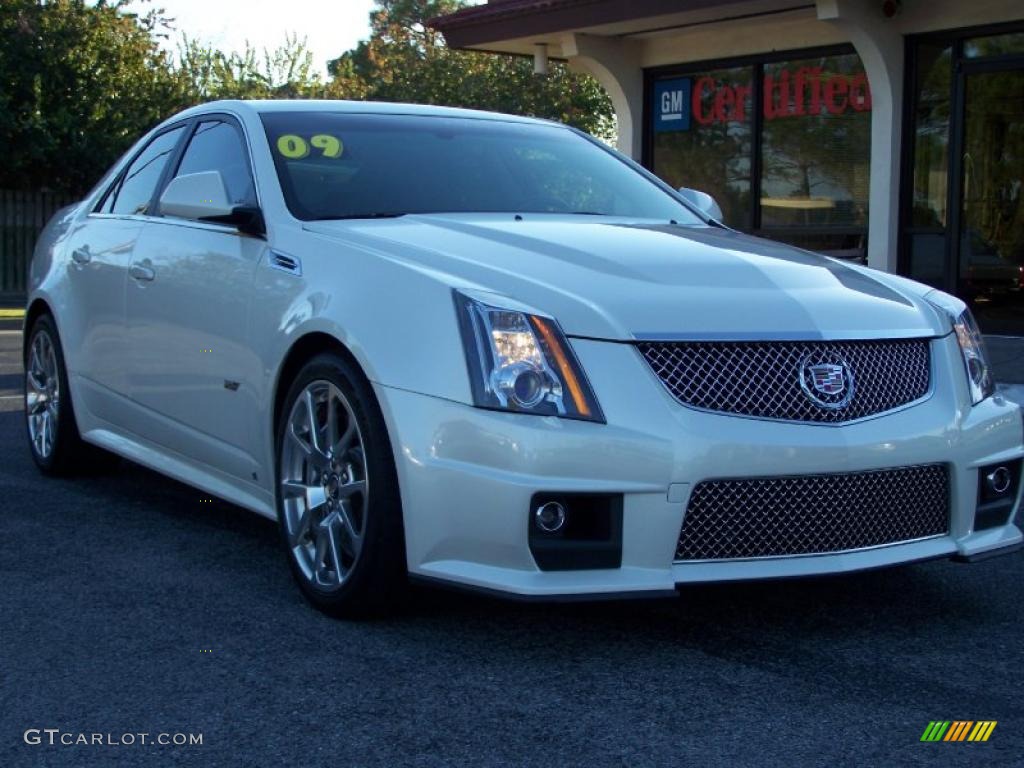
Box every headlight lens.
[454,291,604,422]
[952,309,994,405]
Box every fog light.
[534,501,567,533]
[986,466,1012,495]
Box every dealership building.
[431,1,1024,338]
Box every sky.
[126,0,377,76]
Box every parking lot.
[1,326,1022,767]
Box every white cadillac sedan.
[25,100,1023,615]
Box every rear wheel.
[276,353,406,617]
[24,314,118,475]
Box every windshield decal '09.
[276,134,344,159]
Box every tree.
[327,0,615,139]
[177,34,328,101]
[0,0,187,194]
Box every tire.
[24,314,120,476]
[275,352,407,617]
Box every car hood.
[304,214,945,341]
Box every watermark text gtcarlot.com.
[24,729,202,747]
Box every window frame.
[641,43,867,252]
[161,114,260,220]
[90,112,261,233]
[92,121,190,218]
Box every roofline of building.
[428,0,737,49]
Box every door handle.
[71,247,91,265]
[129,263,155,282]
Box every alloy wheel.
[280,380,368,591]
[26,329,60,459]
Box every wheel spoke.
[326,514,345,581]
[333,418,356,459]
[337,502,363,557]
[335,480,365,500]
[281,480,310,499]
[313,528,329,576]
[303,389,325,457]
[287,421,312,458]
[290,505,315,546]
[326,392,339,455]
[25,390,43,414]
[27,369,45,392]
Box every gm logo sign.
[653,78,692,133]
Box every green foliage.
[329,0,615,138]
[0,0,187,194]
[0,0,615,195]
[177,33,328,101]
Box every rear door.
[123,116,267,481]
[62,125,187,421]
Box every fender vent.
[269,252,301,276]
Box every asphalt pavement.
[1,327,1022,767]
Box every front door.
[122,116,266,482]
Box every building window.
[646,47,871,260]
[651,66,753,229]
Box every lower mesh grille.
[676,465,949,561]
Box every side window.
[173,120,256,211]
[111,126,186,215]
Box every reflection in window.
[111,127,185,215]
[760,54,871,233]
[651,67,753,229]
[965,32,1024,59]
[910,44,952,229]
[906,43,953,290]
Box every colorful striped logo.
[920,721,997,742]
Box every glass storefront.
[647,48,871,260]
[903,26,1024,335]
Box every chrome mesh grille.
[676,465,949,561]
[638,339,931,423]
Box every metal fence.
[0,190,76,300]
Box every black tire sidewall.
[275,353,406,615]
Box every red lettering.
[792,68,812,116]
[692,76,716,125]
[824,75,849,114]
[714,87,735,124]
[778,69,794,116]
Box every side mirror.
[677,187,724,222]
[159,171,265,237]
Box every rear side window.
[109,126,186,215]
[174,120,256,208]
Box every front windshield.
[260,112,703,224]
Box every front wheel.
[276,353,406,617]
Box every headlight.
[454,291,604,422]
[952,309,995,404]
[928,293,994,405]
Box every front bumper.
[374,333,1024,599]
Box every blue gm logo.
[653,78,692,133]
